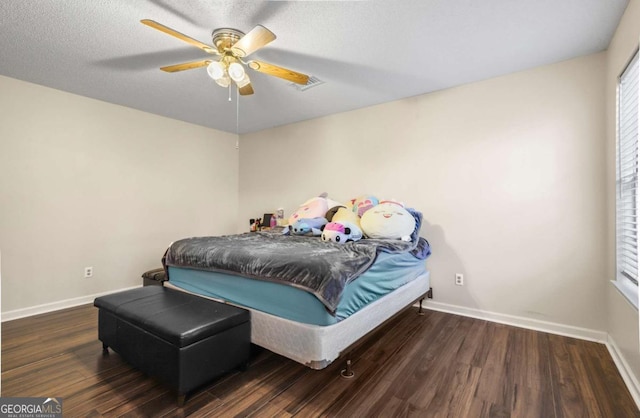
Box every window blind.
[617,50,640,286]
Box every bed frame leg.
[341,359,355,379]
[417,287,433,316]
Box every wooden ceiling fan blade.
[238,83,254,96]
[141,19,216,54]
[233,73,254,96]
[230,25,276,57]
[160,60,211,72]
[248,60,309,85]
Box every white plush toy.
[360,200,415,241]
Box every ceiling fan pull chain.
[236,87,240,150]
[228,84,232,102]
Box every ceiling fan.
[141,20,309,96]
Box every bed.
[162,209,431,369]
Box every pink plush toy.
[288,196,329,226]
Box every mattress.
[166,271,431,368]
[168,249,428,326]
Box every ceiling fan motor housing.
[211,28,246,54]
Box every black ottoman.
[94,286,250,405]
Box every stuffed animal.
[288,192,344,226]
[332,206,361,228]
[322,193,343,212]
[288,196,329,226]
[352,195,379,217]
[286,217,328,236]
[321,221,363,243]
[325,205,345,222]
[360,200,415,241]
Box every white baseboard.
[606,335,640,410]
[423,300,608,343]
[1,285,142,322]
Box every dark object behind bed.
[142,267,167,286]
[164,209,431,313]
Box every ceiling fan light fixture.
[228,62,246,82]
[206,61,225,80]
[214,74,231,87]
[142,20,311,97]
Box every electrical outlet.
[455,273,464,286]
[84,266,93,278]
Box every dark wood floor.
[2,304,638,418]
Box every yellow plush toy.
[332,207,361,228]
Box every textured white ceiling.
[0,0,629,134]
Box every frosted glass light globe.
[228,62,246,82]
[206,61,225,80]
[215,74,231,87]
[235,73,250,87]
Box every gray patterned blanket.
[164,211,431,313]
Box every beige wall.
[240,52,607,332]
[0,75,239,313]
[606,0,640,380]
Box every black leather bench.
[94,286,250,405]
